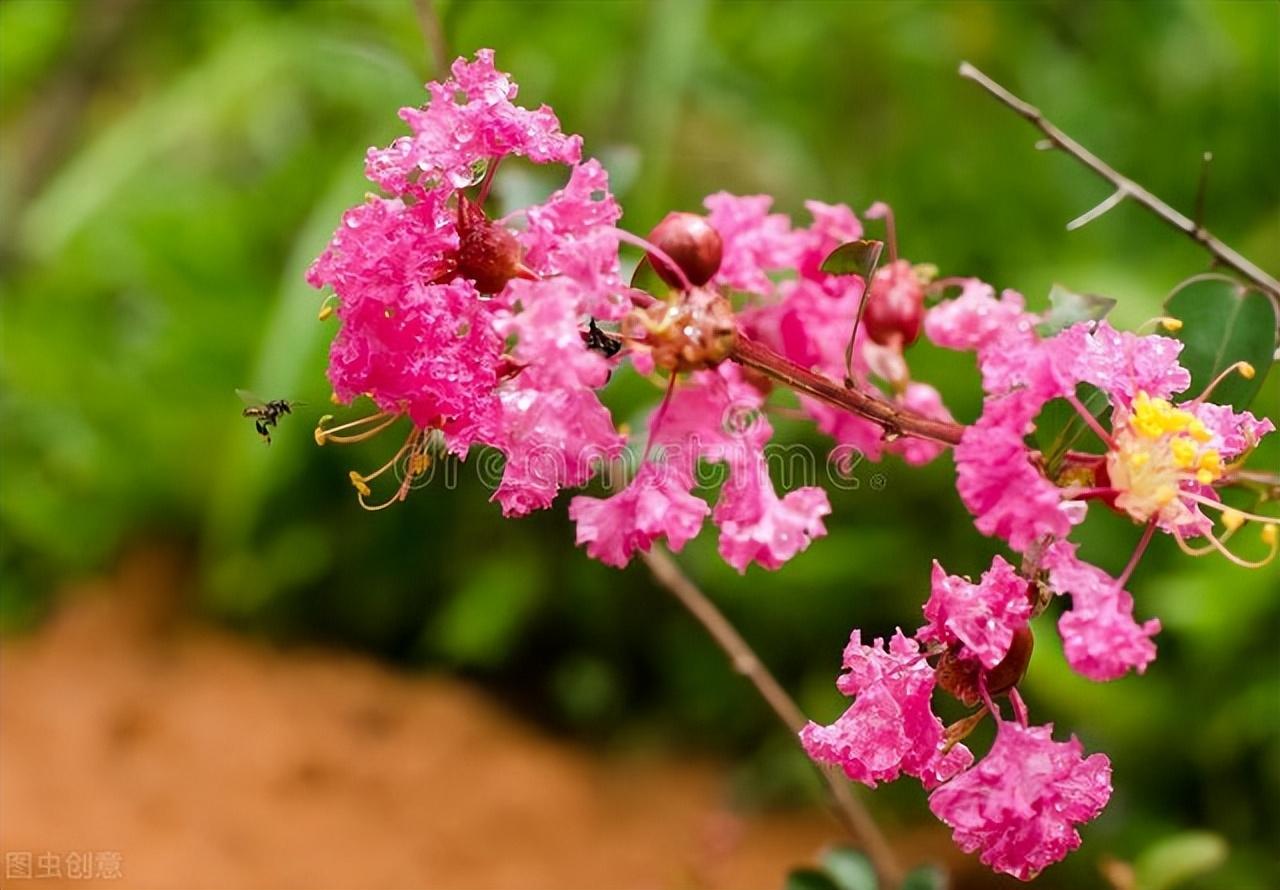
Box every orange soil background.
[1,549,975,890]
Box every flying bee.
[237,389,302,445]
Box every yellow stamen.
[1158,316,1183,332]
[1128,452,1150,469]
[1264,525,1278,547]
[1221,509,1244,532]
[348,471,372,497]
[1155,485,1177,507]
[1238,362,1256,380]
[1188,419,1211,443]
[1170,438,1196,468]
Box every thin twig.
[412,0,450,82]
[958,62,1280,303]
[640,545,905,887]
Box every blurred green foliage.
[1,2,1277,887]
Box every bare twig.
[640,545,904,887]
[958,62,1280,302]
[731,335,965,446]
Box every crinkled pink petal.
[1073,322,1191,402]
[928,721,1112,881]
[703,192,801,293]
[567,463,709,567]
[924,281,1037,355]
[714,452,830,572]
[500,278,612,390]
[920,556,1032,669]
[955,390,1078,551]
[326,279,503,450]
[801,630,970,788]
[492,383,624,517]
[518,159,626,319]
[1043,541,1160,681]
[365,49,581,195]
[1184,401,1275,460]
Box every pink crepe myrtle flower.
[310,50,634,514]
[568,365,830,571]
[711,195,955,470]
[801,630,973,788]
[1042,540,1160,681]
[932,282,1274,563]
[920,556,1032,669]
[365,49,581,195]
[567,462,709,568]
[928,721,1112,882]
[714,452,832,572]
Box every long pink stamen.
[1065,391,1116,449]
[1191,361,1254,405]
[1008,687,1030,728]
[611,228,694,292]
[641,372,680,464]
[1116,520,1157,588]
[1182,492,1280,526]
[475,155,502,207]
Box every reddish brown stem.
[731,335,965,446]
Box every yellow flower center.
[1107,392,1222,524]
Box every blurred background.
[1,1,1277,888]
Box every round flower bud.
[646,212,724,289]
[864,260,925,348]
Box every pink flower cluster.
[310,50,1276,882]
[925,281,1273,680]
[803,558,1113,881]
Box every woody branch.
[958,61,1280,307]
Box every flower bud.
[456,195,524,294]
[646,212,724,288]
[863,259,925,348]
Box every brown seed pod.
[646,212,724,288]
[456,195,525,294]
[935,624,1035,707]
[625,287,738,373]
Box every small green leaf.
[821,239,884,278]
[783,868,842,890]
[1134,831,1228,890]
[820,848,877,890]
[1164,274,1276,410]
[630,255,674,298]
[1036,284,1117,337]
[900,864,948,890]
[1034,383,1112,476]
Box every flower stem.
[731,335,965,446]
[639,544,905,887]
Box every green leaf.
[821,240,884,278]
[1036,284,1117,337]
[1033,383,1112,476]
[900,865,948,890]
[820,848,877,890]
[783,868,842,890]
[1164,274,1276,410]
[1134,831,1228,890]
